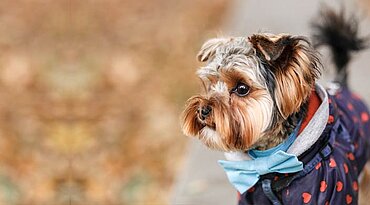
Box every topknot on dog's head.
[197,38,229,62]
[197,37,253,62]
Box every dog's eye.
[232,83,250,97]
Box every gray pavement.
[171,139,237,205]
[171,0,370,204]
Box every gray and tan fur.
[181,33,320,151]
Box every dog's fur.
[181,7,369,205]
[182,33,320,151]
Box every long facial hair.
[181,34,321,151]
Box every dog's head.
[181,33,321,151]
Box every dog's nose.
[200,106,212,119]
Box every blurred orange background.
[0,0,229,204]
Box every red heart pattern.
[302,192,312,204]
[336,181,343,192]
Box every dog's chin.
[198,126,225,150]
[197,126,253,152]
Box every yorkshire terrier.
[181,8,370,205]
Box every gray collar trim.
[286,83,329,156]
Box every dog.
[181,8,370,205]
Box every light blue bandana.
[218,122,303,194]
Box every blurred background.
[0,0,369,205]
[0,0,230,204]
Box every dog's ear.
[197,38,229,62]
[250,33,321,118]
[249,34,299,67]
